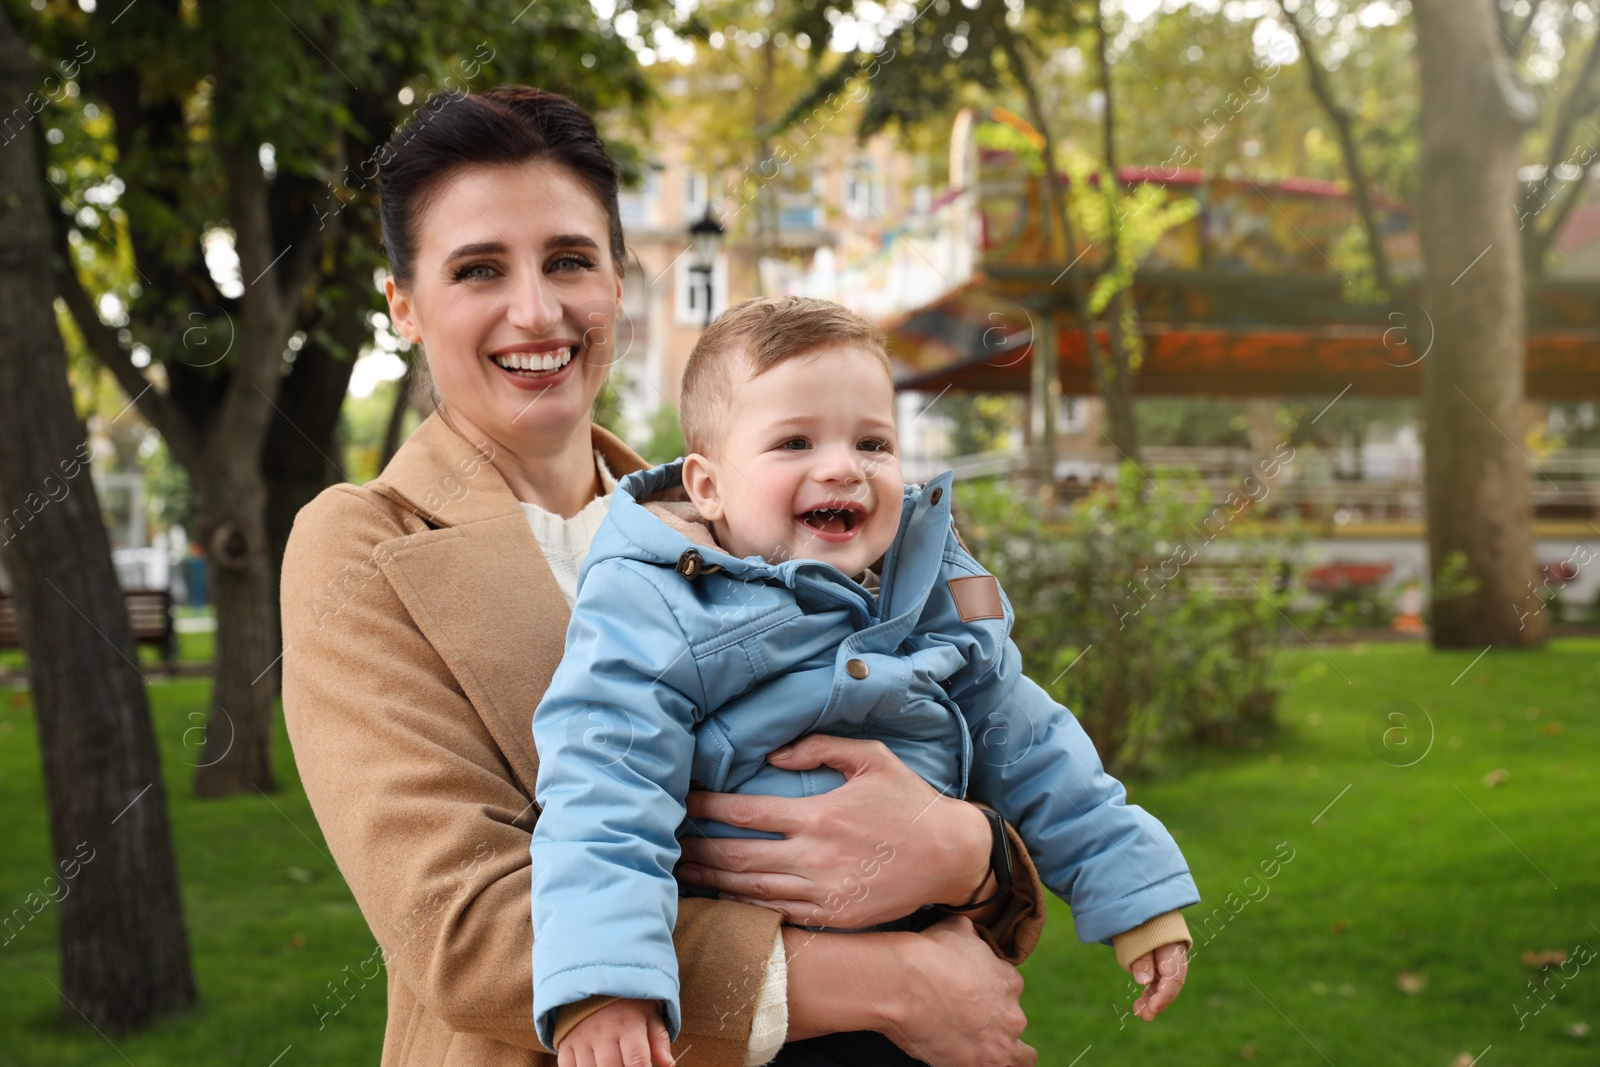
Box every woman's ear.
[680,453,725,522]
[385,275,423,345]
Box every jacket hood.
[581,459,954,602]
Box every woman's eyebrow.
[548,234,602,252]
[444,240,507,262]
[443,235,601,262]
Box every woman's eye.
[450,262,496,282]
[858,438,893,454]
[779,438,810,451]
[550,253,597,273]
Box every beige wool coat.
[280,413,1046,1067]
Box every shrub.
[956,462,1297,775]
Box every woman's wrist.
[940,800,999,908]
[782,928,915,1041]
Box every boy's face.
[682,345,903,578]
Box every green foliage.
[1059,149,1201,318]
[942,393,1019,456]
[959,463,1297,775]
[143,433,199,533]
[1304,574,1397,633]
[339,384,401,486]
[20,0,658,398]
[590,373,627,445]
[1135,399,1252,448]
[1430,550,1482,608]
[639,402,687,466]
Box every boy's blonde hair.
[679,296,893,454]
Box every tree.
[1514,0,1600,279]
[23,0,654,794]
[774,2,1166,476]
[0,4,195,1030]
[1413,0,1546,648]
[1274,0,1397,296]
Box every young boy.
[531,297,1199,1064]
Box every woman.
[281,86,1045,1067]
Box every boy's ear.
[680,453,725,522]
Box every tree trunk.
[1000,33,1110,482]
[1102,291,1141,461]
[1094,4,1143,463]
[1414,0,1545,648]
[263,325,362,588]
[192,472,280,795]
[0,6,196,1029]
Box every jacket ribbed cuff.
[551,994,624,1051]
[1112,911,1192,973]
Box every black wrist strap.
[938,808,1015,913]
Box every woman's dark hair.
[377,86,626,286]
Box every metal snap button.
[846,658,869,679]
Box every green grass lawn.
[1,640,1596,1065]
[1025,639,1600,1066]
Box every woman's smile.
[489,340,581,390]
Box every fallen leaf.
[1542,722,1564,736]
[1524,949,1569,968]
[1239,1044,1256,1061]
[1568,1021,1590,1039]
[1332,919,1350,935]
[1396,971,1426,995]
[1482,769,1509,788]
[1451,1055,1476,1067]
[290,934,306,950]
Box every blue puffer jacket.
[530,462,1199,1050]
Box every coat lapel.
[368,413,647,797]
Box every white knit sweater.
[520,452,787,1065]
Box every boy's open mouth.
[798,506,862,536]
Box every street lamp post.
[688,205,725,329]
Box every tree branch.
[44,181,204,470]
[1277,0,1395,294]
[1522,24,1600,277]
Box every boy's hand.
[1128,941,1188,1022]
[557,998,674,1067]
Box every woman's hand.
[783,916,1035,1067]
[675,735,995,929]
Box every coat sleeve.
[530,560,705,1050]
[281,488,778,1066]
[941,553,1201,946]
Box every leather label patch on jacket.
[948,575,1004,622]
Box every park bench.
[0,588,178,677]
